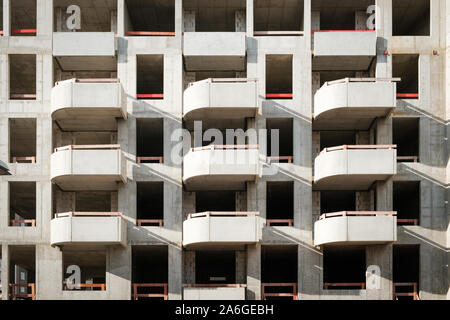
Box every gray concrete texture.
[0,0,448,300]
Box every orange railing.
[54,144,120,153]
[10,94,36,100]
[137,94,164,99]
[397,219,419,226]
[9,283,35,300]
[132,283,168,300]
[254,31,304,36]
[137,219,163,227]
[63,283,106,291]
[262,283,297,300]
[324,282,366,289]
[184,284,247,288]
[11,156,36,163]
[266,93,293,99]
[125,31,175,36]
[312,30,375,33]
[319,144,396,155]
[10,219,36,227]
[137,156,163,164]
[74,78,120,83]
[267,156,293,163]
[397,93,419,99]
[393,282,419,300]
[318,211,396,220]
[191,145,259,152]
[187,211,259,219]
[11,29,37,35]
[266,219,294,226]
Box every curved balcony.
[183,78,257,120]
[50,212,126,247]
[314,211,397,246]
[183,212,260,247]
[314,145,396,190]
[183,145,260,191]
[313,78,398,130]
[50,145,126,191]
[51,78,126,131]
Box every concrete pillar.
[246,0,253,36]
[235,10,246,32]
[35,245,62,299]
[175,0,183,36]
[168,245,182,300]
[111,10,117,33]
[311,11,320,30]
[356,191,373,211]
[183,251,195,284]
[355,11,367,30]
[236,250,246,284]
[298,245,321,299]
[3,0,10,36]
[1,244,9,300]
[375,0,392,78]
[312,72,320,112]
[366,245,393,300]
[107,246,131,300]
[37,0,53,36]
[246,244,260,300]
[183,10,195,32]
[236,191,247,211]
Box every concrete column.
[175,0,183,36]
[183,251,195,284]
[375,0,392,78]
[3,0,10,36]
[312,72,320,112]
[311,11,320,30]
[246,244,260,300]
[36,55,43,101]
[168,245,182,300]
[366,245,393,300]
[107,246,131,299]
[247,182,257,212]
[35,245,62,299]
[376,180,392,211]
[37,0,53,36]
[236,250,246,284]
[298,245,321,299]
[235,10,246,32]
[236,191,247,211]
[1,244,9,300]
[356,191,373,211]
[117,0,126,36]
[246,0,253,36]
[355,11,367,30]
[183,10,195,32]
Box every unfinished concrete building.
[0,0,448,300]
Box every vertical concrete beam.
[37,0,53,36]
[375,0,392,78]
[175,0,182,36]
[246,244,260,300]
[183,251,195,284]
[183,10,195,32]
[366,245,393,300]
[35,245,62,299]
[246,0,253,36]
[106,246,131,300]
[235,250,246,284]
[298,245,321,299]
[1,244,9,300]
[168,245,182,300]
[311,11,320,30]
[3,0,10,36]
[235,10,246,32]
[111,10,117,33]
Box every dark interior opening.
[9,245,36,300]
[183,0,246,32]
[323,246,366,289]
[136,118,163,161]
[125,0,175,34]
[0,1,3,34]
[9,182,36,226]
[196,191,236,212]
[392,0,430,36]
[266,55,293,98]
[137,182,164,224]
[254,0,304,32]
[137,55,164,98]
[312,0,374,30]
[266,118,293,159]
[63,249,106,291]
[320,131,355,150]
[11,0,37,35]
[320,191,355,214]
[392,117,419,160]
[266,182,294,221]
[393,181,420,225]
[132,246,168,283]
[261,246,297,283]
[9,118,36,162]
[393,54,419,96]
[393,245,420,299]
[195,250,236,284]
[9,55,36,99]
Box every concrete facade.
[0,0,448,301]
